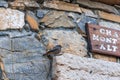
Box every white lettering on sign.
[106,38,112,43]
[92,34,117,44]
[100,44,118,52]
[93,34,99,41]
[113,32,119,38]
[112,39,117,44]
[100,44,106,50]
[100,28,112,36]
[92,28,119,52]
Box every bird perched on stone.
[43,45,62,57]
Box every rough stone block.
[0,8,25,30]
[0,35,50,80]
[10,0,39,9]
[80,7,98,18]
[12,36,45,52]
[99,20,120,30]
[0,37,11,50]
[76,0,119,14]
[52,53,120,80]
[40,30,87,56]
[91,0,120,5]
[41,11,76,28]
[77,16,97,34]
[98,11,120,23]
[93,53,117,62]
[43,1,82,13]
[0,1,8,8]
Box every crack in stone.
[11,33,33,39]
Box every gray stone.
[99,20,120,30]
[3,49,46,64]
[12,35,44,52]
[0,1,8,8]
[43,0,82,13]
[10,0,39,9]
[0,49,11,58]
[40,29,87,56]
[41,11,76,28]
[10,30,32,38]
[36,10,45,18]
[0,30,32,38]
[0,35,50,80]
[0,8,25,30]
[7,73,48,80]
[24,23,31,32]
[24,0,40,8]
[76,0,119,14]
[67,12,81,23]
[80,7,98,18]
[52,53,120,80]
[0,36,11,51]
[77,16,97,34]
[5,60,50,80]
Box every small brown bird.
[43,45,62,57]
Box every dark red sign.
[86,23,120,57]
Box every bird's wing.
[47,48,59,53]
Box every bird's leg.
[47,56,53,79]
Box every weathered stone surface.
[24,23,31,32]
[80,7,98,17]
[37,10,45,18]
[0,35,50,80]
[10,1,25,10]
[0,1,8,8]
[43,1,82,13]
[99,20,120,30]
[67,12,81,23]
[41,11,76,28]
[12,35,43,52]
[26,11,39,31]
[0,8,25,30]
[98,11,120,23]
[4,49,44,64]
[40,30,87,56]
[36,9,49,18]
[77,16,97,34]
[0,37,11,51]
[91,0,120,5]
[0,49,11,58]
[52,53,120,80]
[93,53,117,62]
[0,30,32,38]
[5,60,50,80]
[62,0,71,2]
[76,0,119,14]
[24,0,39,8]
[10,0,39,9]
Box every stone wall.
[0,0,120,80]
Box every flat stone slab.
[76,0,119,14]
[0,8,25,30]
[0,35,50,80]
[52,53,120,80]
[40,30,87,56]
[43,1,82,13]
[41,11,76,28]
